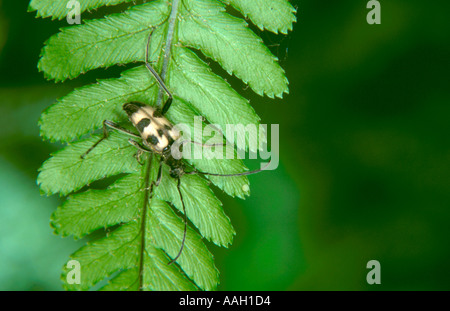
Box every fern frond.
[34,0,295,290]
[222,0,297,34]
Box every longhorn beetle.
[81,29,268,264]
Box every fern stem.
[138,153,154,290]
[157,0,181,107]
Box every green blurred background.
[0,0,448,290]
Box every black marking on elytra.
[153,109,163,118]
[167,136,175,146]
[164,124,172,131]
[137,118,151,133]
[157,129,164,137]
[123,102,144,116]
[147,135,159,146]
[127,101,146,108]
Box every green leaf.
[62,160,218,291]
[28,0,135,20]
[156,166,235,247]
[34,0,294,291]
[222,0,297,34]
[37,1,170,81]
[39,65,158,142]
[37,132,140,196]
[50,174,142,239]
[179,0,289,98]
[169,47,265,150]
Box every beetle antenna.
[168,178,188,265]
[191,161,272,177]
[145,28,173,113]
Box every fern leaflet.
[31,0,296,290]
